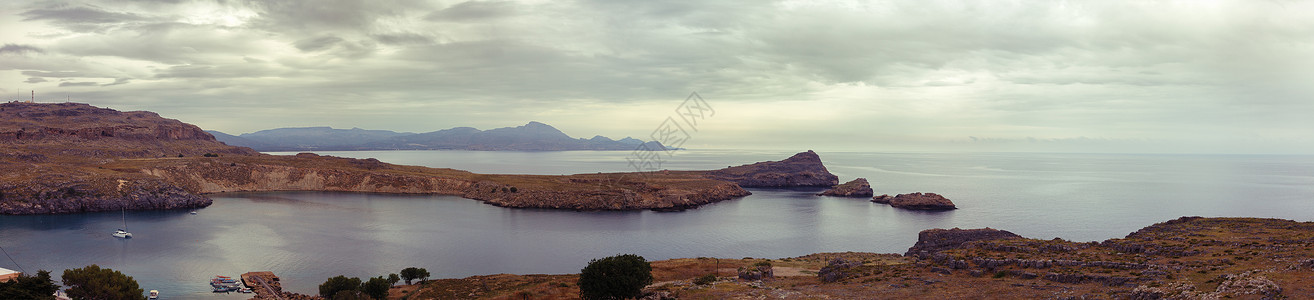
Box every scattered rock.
[737,264,774,281]
[817,178,874,197]
[873,192,957,210]
[1215,271,1282,298]
[818,258,862,283]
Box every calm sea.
[2,150,1312,299]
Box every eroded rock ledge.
[817,178,873,197]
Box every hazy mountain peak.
[215,122,672,151]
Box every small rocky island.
[0,102,839,214]
[872,192,957,210]
[817,178,874,197]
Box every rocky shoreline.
[400,217,1314,299]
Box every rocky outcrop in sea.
[817,178,873,197]
[872,192,957,210]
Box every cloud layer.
[2,0,1313,153]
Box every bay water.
[2,150,1312,298]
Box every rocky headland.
[817,177,873,197]
[0,102,835,214]
[873,192,958,210]
[704,150,839,187]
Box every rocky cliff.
[705,150,839,187]
[0,174,210,214]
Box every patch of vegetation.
[62,265,145,300]
[579,254,653,300]
[694,274,717,285]
[0,270,58,299]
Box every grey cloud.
[22,70,83,78]
[0,44,46,55]
[5,0,1313,154]
[294,36,345,52]
[25,77,48,83]
[242,0,433,32]
[424,1,518,22]
[20,4,150,32]
[155,63,279,79]
[371,33,435,45]
[59,81,99,87]
[102,78,131,86]
[21,5,146,24]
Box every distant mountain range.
[207,121,673,152]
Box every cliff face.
[0,173,210,214]
[706,150,839,187]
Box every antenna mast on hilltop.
[31,90,35,103]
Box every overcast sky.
[3,0,1313,154]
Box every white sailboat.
[112,208,132,238]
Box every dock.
[240,271,282,299]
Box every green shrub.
[693,274,716,285]
[362,276,390,299]
[319,275,362,298]
[578,254,653,300]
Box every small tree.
[61,265,146,300]
[399,267,430,285]
[417,268,430,283]
[387,273,400,286]
[400,268,418,285]
[362,276,390,299]
[319,275,362,298]
[578,254,653,300]
[0,270,59,300]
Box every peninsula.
[0,102,834,214]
